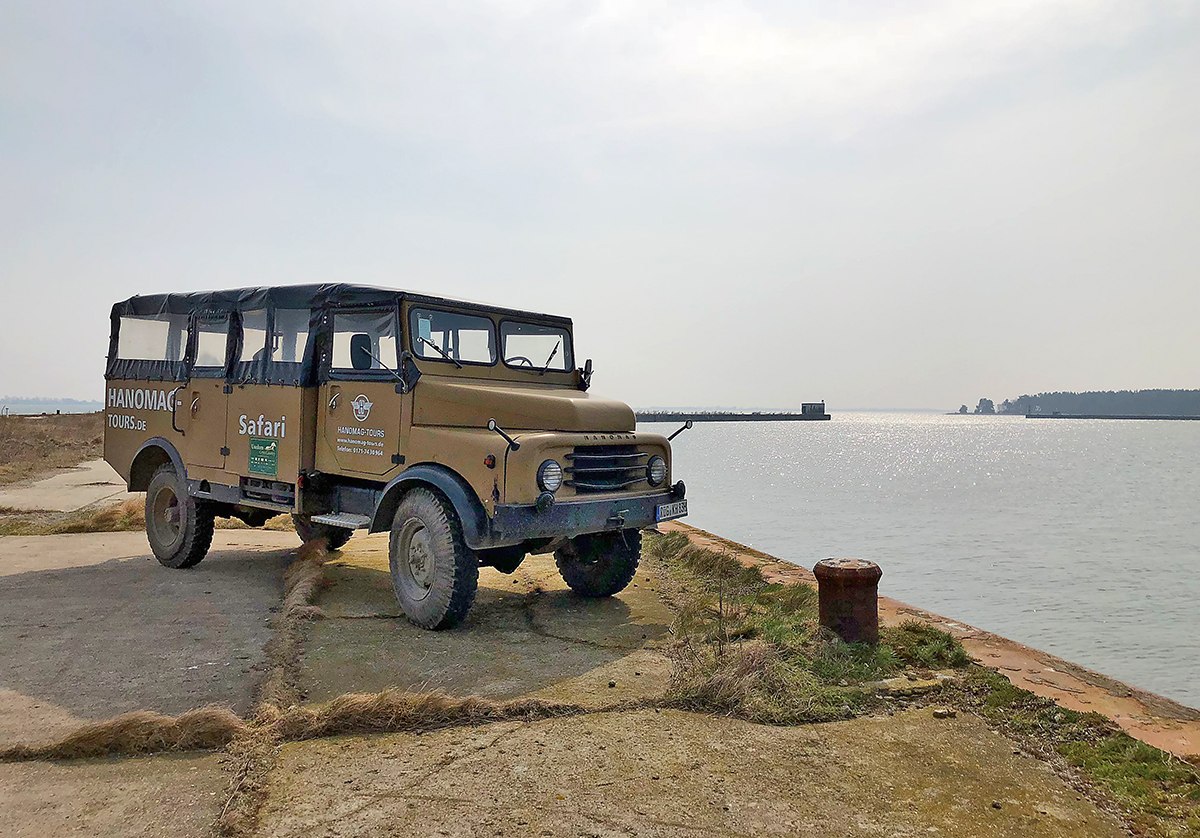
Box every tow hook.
[606,509,628,529]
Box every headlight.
[647,455,667,486]
[537,459,563,492]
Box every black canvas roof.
[110,283,571,325]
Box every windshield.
[501,321,573,372]
[410,308,497,365]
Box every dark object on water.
[813,558,883,645]
[637,402,830,423]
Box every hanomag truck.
[103,285,688,629]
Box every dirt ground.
[0,458,134,513]
[0,412,104,486]
[0,753,229,838]
[0,517,1132,837]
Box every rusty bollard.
[813,558,883,645]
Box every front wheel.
[554,530,641,598]
[389,488,479,630]
[292,515,353,550]
[145,464,214,569]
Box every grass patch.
[647,531,969,725]
[953,667,1200,837]
[0,498,293,536]
[882,620,972,669]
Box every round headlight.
[647,455,667,487]
[537,459,563,492]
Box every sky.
[1,1,1197,409]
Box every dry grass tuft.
[667,639,862,724]
[216,514,294,531]
[56,498,146,533]
[269,689,582,741]
[281,538,330,616]
[0,497,146,536]
[0,706,246,761]
[254,538,333,709]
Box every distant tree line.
[960,390,1200,417]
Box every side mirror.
[579,358,594,391]
[350,333,373,371]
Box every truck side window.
[117,313,189,361]
[331,311,397,373]
[193,316,231,368]
[271,309,310,364]
[239,310,269,362]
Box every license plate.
[655,500,688,522]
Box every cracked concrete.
[256,708,1126,838]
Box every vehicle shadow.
[0,548,293,748]
[301,554,676,705]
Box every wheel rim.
[149,483,184,551]
[394,517,435,601]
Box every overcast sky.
[2,1,1197,409]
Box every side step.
[311,513,372,530]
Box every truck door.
[179,311,232,471]
[316,308,405,478]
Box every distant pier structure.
[636,402,831,423]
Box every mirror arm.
[486,418,520,451]
[668,419,694,441]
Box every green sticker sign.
[248,437,278,476]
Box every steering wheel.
[507,356,534,367]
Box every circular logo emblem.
[351,394,374,422]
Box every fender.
[128,437,186,491]
[369,463,490,548]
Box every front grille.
[566,445,648,494]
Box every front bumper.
[486,489,685,548]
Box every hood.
[412,378,635,433]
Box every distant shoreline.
[1025,413,1200,421]
[636,410,831,423]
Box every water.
[648,412,1200,708]
[1,401,102,415]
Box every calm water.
[647,412,1200,708]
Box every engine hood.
[412,378,635,433]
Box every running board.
[310,513,372,530]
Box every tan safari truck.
[104,285,688,629]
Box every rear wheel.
[554,530,641,597]
[389,488,478,630]
[292,515,353,550]
[145,464,214,569]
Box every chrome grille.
[565,445,648,493]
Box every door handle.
[170,386,185,435]
[328,391,340,410]
[190,394,200,416]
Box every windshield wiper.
[419,337,463,369]
[359,347,407,386]
[537,339,561,376]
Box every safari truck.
[103,285,688,629]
